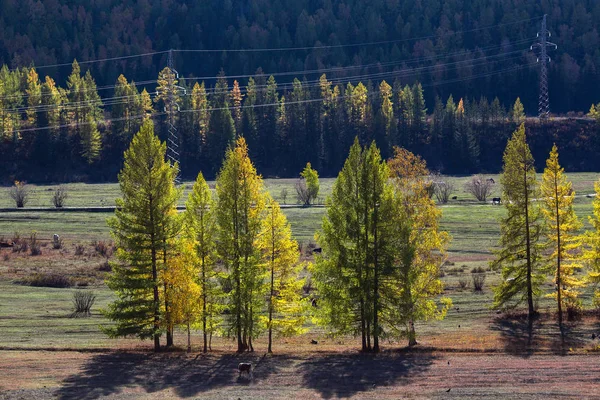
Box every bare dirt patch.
[1,350,600,399]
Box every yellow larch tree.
[541,144,584,331]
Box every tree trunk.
[187,321,191,353]
[150,201,160,353]
[202,256,208,353]
[373,200,380,352]
[524,160,535,322]
[163,242,173,348]
[268,254,275,353]
[555,176,563,334]
[408,320,417,347]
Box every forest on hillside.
[1,0,600,182]
[0,0,598,112]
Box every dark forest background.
[0,0,599,182]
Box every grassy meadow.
[1,173,600,354]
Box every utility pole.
[165,49,186,183]
[531,15,557,120]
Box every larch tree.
[491,124,544,322]
[162,238,201,352]
[185,171,223,352]
[261,196,306,353]
[512,97,525,125]
[104,120,180,352]
[313,138,398,352]
[387,147,451,346]
[25,68,41,126]
[584,181,600,308]
[540,144,584,331]
[215,137,268,352]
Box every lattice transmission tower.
[164,49,186,183]
[531,15,557,120]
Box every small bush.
[93,240,112,257]
[472,273,486,291]
[2,253,9,261]
[51,186,69,208]
[471,266,485,274]
[458,278,469,290]
[432,173,455,204]
[447,266,465,275]
[71,290,96,317]
[280,188,288,205]
[11,232,28,253]
[26,273,72,288]
[29,232,41,256]
[75,244,85,256]
[9,181,30,208]
[465,175,494,202]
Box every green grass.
[0,281,117,349]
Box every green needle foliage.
[185,171,224,352]
[491,124,544,321]
[103,120,181,352]
[215,137,268,353]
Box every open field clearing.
[2,174,600,399]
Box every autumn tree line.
[2,62,600,184]
[105,117,600,352]
[104,120,451,353]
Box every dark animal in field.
[0,240,13,248]
[238,362,252,378]
[451,196,458,200]
[312,248,322,254]
[487,178,495,184]
[592,333,596,340]
[311,339,318,344]
[311,298,318,308]
[492,197,501,205]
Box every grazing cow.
[311,298,318,308]
[311,339,318,344]
[487,178,495,184]
[312,248,322,254]
[238,362,252,378]
[451,196,458,200]
[492,197,501,205]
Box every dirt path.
[1,350,599,399]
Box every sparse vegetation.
[25,273,72,288]
[29,232,41,256]
[51,186,69,208]
[71,290,96,317]
[472,273,486,292]
[465,175,494,202]
[9,181,30,208]
[433,178,454,204]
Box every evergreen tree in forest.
[215,137,268,352]
[207,72,236,174]
[104,120,181,352]
[288,79,308,171]
[512,97,526,124]
[541,144,584,332]
[491,124,544,322]
[25,68,41,127]
[375,80,395,158]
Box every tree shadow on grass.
[298,351,436,399]
[490,312,593,356]
[56,351,292,399]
